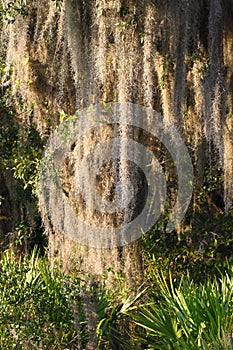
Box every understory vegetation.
[1,246,233,349]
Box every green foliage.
[159,54,175,89]
[2,248,233,349]
[196,164,224,206]
[59,110,76,124]
[0,1,28,25]
[139,32,145,45]
[128,269,233,349]
[0,75,46,249]
[51,0,63,12]
[119,6,129,17]
[141,159,232,284]
[0,85,44,196]
[0,97,18,161]
[190,49,209,79]
[88,265,233,349]
[10,125,44,194]
[14,220,32,248]
[141,210,233,285]
[0,248,87,349]
[95,279,144,350]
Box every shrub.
[129,269,233,349]
[0,248,87,349]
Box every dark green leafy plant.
[0,84,46,251]
[0,248,87,349]
[128,269,233,349]
[96,285,145,350]
[10,124,44,194]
